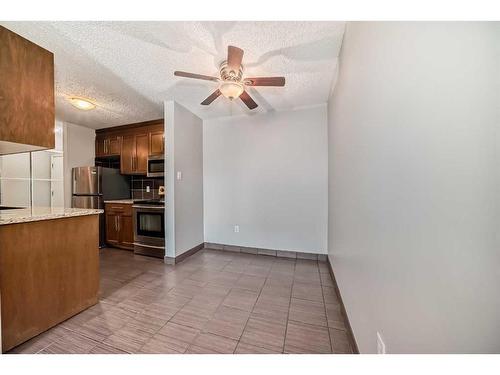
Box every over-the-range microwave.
[147,155,164,177]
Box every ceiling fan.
[174,45,285,110]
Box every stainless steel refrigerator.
[72,166,130,247]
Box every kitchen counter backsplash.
[0,207,103,225]
[131,176,164,200]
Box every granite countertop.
[103,199,135,204]
[0,207,103,226]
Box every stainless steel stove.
[132,199,165,258]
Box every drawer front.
[105,203,132,215]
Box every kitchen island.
[0,207,102,352]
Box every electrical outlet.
[146,186,150,193]
[234,225,239,233]
[376,332,386,354]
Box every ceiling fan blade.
[227,46,244,72]
[201,89,222,105]
[240,90,258,110]
[244,77,286,87]
[174,71,219,82]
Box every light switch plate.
[176,171,182,180]
[234,225,239,233]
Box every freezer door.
[72,167,101,195]
[72,195,102,209]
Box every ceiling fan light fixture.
[219,81,244,100]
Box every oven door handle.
[133,205,165,209]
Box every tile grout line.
[235,259,274,353]
[134,267,201,354]
[179,255,244,353]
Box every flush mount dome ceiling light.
[173,45,285,110]
[68,97,96,111]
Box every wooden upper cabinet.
[95,137,105,157]
[107,136,121,155]
[0,26,55,155]
[96,135,121,157]
[135,133,149,173]
[120,133,148,175]
[95,119,164,174]
[149,131,164,156]
[120,135,135,174]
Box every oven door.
[133,207,165,247]
[147,158,164,177]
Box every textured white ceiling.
[1,21,345,129]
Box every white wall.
[204,105,328,254]
[165,101,204,259]
[327,22,500,353]
[63,122,95,207]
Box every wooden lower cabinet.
[0,215,99,352]
[105,203,134,250]
[105,211,120,247]
[119,214,134,249]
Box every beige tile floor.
[8,247,353,354]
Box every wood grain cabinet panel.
[95,136,106,157]
[120,133,148,175]
[96,135,121,157]
[149,131,165,156]
[120,135,135,174]
[105,211,120,246]
[105,203,134,250]
[107,136,122,155]
[119,214,134,249]
[95,119,163,173]
[0,215,99,352]
[135,133,149,174]
[0,25,55,154]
